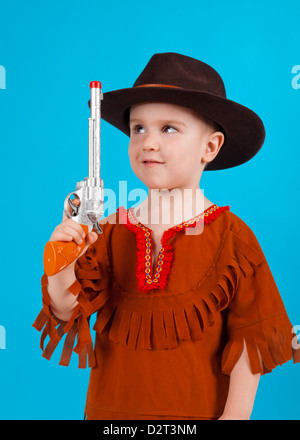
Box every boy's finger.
[87,232,98,243]
[63,220,86,238]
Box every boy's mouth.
[142,158,164,164]
[142,160,164,167]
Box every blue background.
[0,0,299,420]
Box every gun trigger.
[68,198,79,216]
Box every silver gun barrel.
[64,81,104,235]
[89,82,103,180]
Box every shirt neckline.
[127,204,222,232]
[117,204,231,292]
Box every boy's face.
[128,102,223,191]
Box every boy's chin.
[135,175,183,192]
[146,184,175,192]
[137,179,168,191]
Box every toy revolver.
[43,81,104,276]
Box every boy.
[34,53,299,420]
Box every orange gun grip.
[43,224,89,276]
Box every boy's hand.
[49,199,98,261]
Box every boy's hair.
[196,112,224,135]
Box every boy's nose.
[142,133,160,151]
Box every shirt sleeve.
[32,230,111,368]
[221,224,300,376]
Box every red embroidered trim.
[117,205,230,292]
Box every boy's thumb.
[86,231,98,246]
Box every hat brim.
[91,86,265,171]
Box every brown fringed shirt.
[33,205,300,420]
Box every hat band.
[135,83,183,89]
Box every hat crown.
[133,52,226,98]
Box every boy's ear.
[203,131,225,166]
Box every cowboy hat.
[93,52,265,171]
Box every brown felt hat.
[94,52,265,171]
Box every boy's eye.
[132,124,145,134]
[163,125,178,133]
[130,124,178,134]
